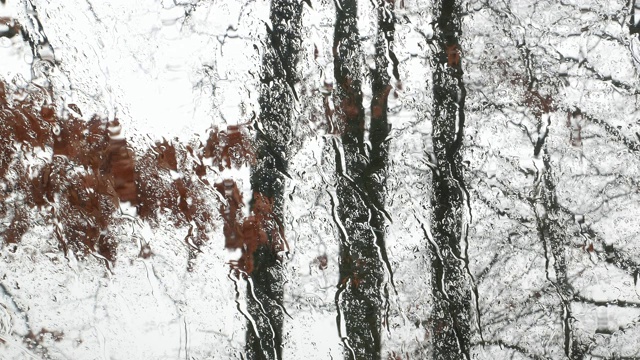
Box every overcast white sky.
[2,0,272,141]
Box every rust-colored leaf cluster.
[0,81,124,264]
[204,125,255,170]
[3,206,29,245]
[215,179,286,275]
[0,17,22,39]
[22,327,64,358]
[524,89,554,119]
[338,256,368,289]
[132,128,255,268]
[1,78,260,269]
[330,76,366,137]
[215,179,245,249]
[24,328,64,344]
[134,139,216,268]
[496,58,556,119]
[371,85,393,119]
[106,126,137,204]
[314,253,328,270]
[445,43,461,68]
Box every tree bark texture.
[430,0,473,359]
[332,0,391,358]
[245,1,303,359]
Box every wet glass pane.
[1,0,640,359]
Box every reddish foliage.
[21,327,65,358]
[0,17,22,39]
[215,179,245,249]
[204,125,255,170]
[340,96,362,121]
[102,121,137,204]
[332,76,364,135]
[524,89,554,118]
[153,139,178,171]
[314,253,328,270]
[496,59,555,119]
[135,151,177,221]
[23,327,65,357]
[0,78,266,269]
[106,138,137,204]
[215,180,286,275]
[136,139,215,268]
[371,85,393,119]
[189,143,208,179]
[0,82,135,264]
[4,206,29,244]
[29,164,52,207]
[137,141,212,227]
[57,170,120,262]
[136,138,213,255]
[446,43,461,68]
[24,328,64,344]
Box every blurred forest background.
[1,0,640,359]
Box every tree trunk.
[333,0,387,358]
[245,1,303,359]
[631,0,640,35]
[367,0,398,296]
[430,0,473,359]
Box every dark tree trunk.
[245,1,303,359]
[430,0,473,359]
[631,0,640,34]
[332,0,391,358]
[367,0,398,296]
